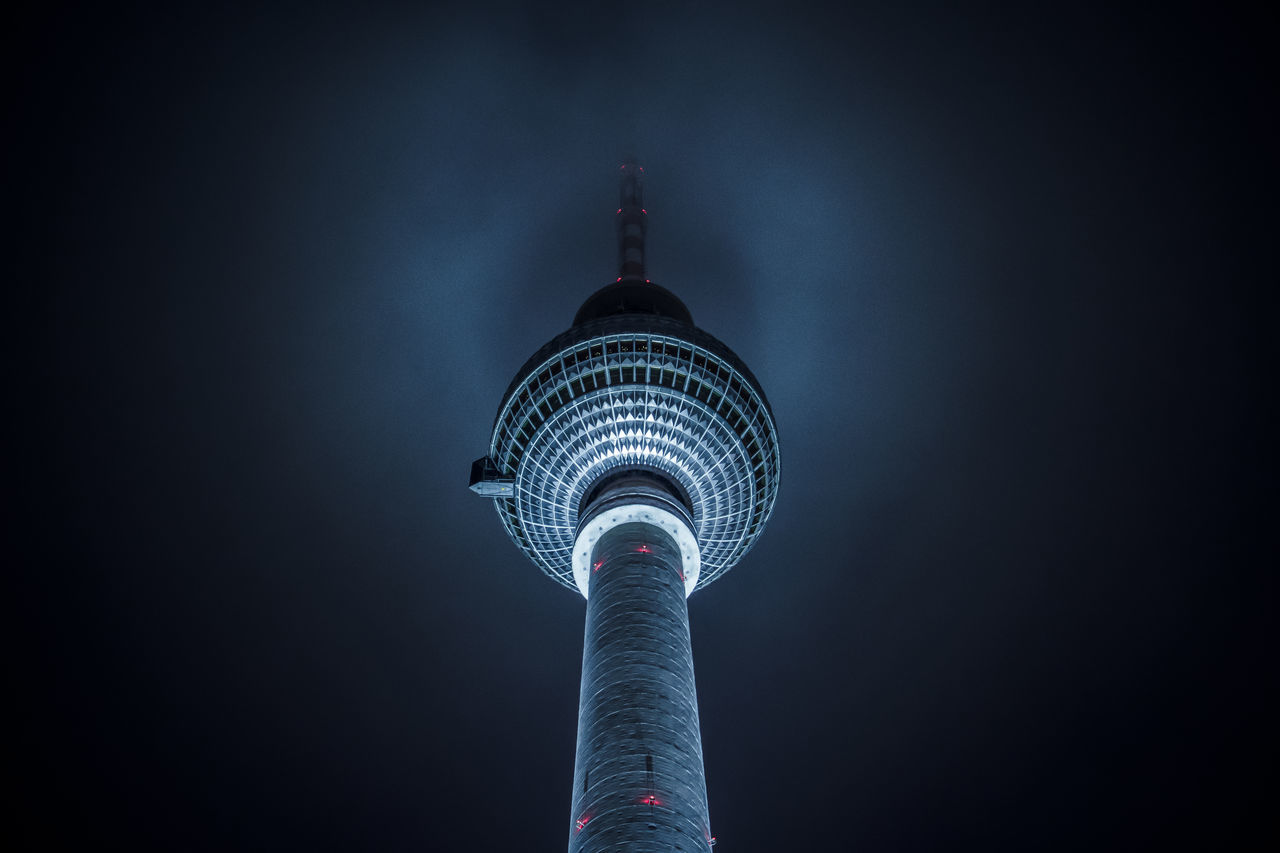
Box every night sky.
[12,2,1269,850]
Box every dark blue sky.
[13,2,1268,850]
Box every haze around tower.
[11,2,1268,850]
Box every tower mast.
[616,159,647,281]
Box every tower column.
[568,520,711,852]
[473,162,779,851]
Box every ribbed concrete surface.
[568,522,711,852]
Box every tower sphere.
[481,257,780,597]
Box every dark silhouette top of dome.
[573,280,694,327]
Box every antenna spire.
[616,158,647,281]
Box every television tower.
[470,161,780,851]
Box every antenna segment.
[470,162,780,853]
[616,159,647,281]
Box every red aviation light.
[640,794,662,806]
[593,559,605,572]
[635,545,652,554]
[575,815,591,833]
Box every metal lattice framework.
[489,316,780,594]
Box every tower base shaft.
[568,522,711,852]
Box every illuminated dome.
[483,307,779,596]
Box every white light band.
[572,503,701,599]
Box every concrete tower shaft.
[570,519,709,852]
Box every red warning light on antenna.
[636,545,651,554]
[576,815,591,832]
[593,559,605,572]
